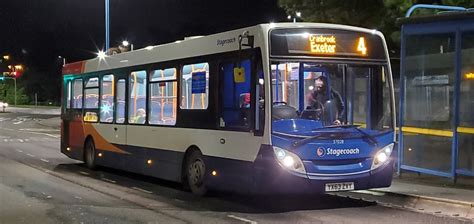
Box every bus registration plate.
[325,182,354,192]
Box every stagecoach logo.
[217,37,236,47]
[317,147,360,157]
[317,147,326,157]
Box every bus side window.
[100,74,115,123]
[129,71,147,124]
[181,63,209,110]
[149,68,177,125]
[66,80,72,109]
[72,79,83,109]
[219,59,252,130]
[116,79,126,124]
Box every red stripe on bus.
[62,61,85,75]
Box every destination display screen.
[270,29,386,60]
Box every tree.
[278,0,474,56]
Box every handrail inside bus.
[405,4,466,18]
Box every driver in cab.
[306,73,344,125]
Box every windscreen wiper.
[292,125,377,148]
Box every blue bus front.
[261,27,395,194]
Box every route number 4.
[357,37,367,55]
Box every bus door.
[217,57,263,148]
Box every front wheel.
[84,139,97,170]
[185,150,208,196]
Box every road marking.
[16,149,23,153]
[227,215,257,224]
[20,128,59,132]
[132,187,153,194]
[101,178,117,183]
[0,127,59,138]
[18,139,24,143]
[79,171,90,176]
[40,159,50,163]
[26,153,36,157]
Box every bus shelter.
[398,10,474,180]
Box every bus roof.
[62,22,384,75]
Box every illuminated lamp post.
[121,40,134,51]
[287,11,302,23]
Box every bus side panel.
[204,155,256,194]
[92,144,184,183]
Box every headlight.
[273,146,306,174]
[371,143,394,170]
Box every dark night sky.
[0,0,286,71]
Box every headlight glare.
[371,143,394,170]
[273,146,306,174]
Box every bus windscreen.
[270,29,386,60]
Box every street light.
[121,40,134,51]
[97,50,106,59]
[288,11,302,23]
[58,56,66,66]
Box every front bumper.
[253,146,394,194]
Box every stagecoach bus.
[61,23,396,195]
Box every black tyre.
[84,139,97,170]
[185,150,208,196]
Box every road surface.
[0,109,470,223]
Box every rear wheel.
[185,150,208,196]
[84,139,97,170]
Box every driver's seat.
[272,104,298,120]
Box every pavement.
[0,107,472,223]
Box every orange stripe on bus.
[83,123,129,154]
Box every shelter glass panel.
[402,33,455,173]
[457,32,474,174]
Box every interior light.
[122,40,130,47]
[66,147,71,151]
[259,78,264,85]
[308,85,314,91]
[211,170,218,176]
[147,159,153,165]
[98,153,103,157]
